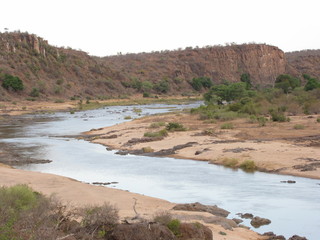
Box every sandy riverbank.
[86,112,320,180]
[0,166,265,240]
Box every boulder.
[250,216,271,228]
[173,202,229,217]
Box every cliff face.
[286,50,320,79]
[0,32,307,101]
[102,44,287,87]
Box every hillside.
[102,44,286,87]
[0,32,127,101]
[1,31,319,101]
[285,50,320,79]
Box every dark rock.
[250,216,271,228]
[238,224,250,229]
[178,222,212,240]
[236,213,254,219]
[232,218,243,224]
[203,216,237,230]
[263,232,286,240]
[152,142,197,156]
[115,150,129,155]
[280,180,296,183]
[173,202,230,217]
[288,235,308,240]
[223,147,255,153]
[109,222,175,240]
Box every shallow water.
[1,103,319,239]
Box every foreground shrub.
[0,185,67,240]
[153,211,173,225]
[167,219,181,236]
[239,160,256,172]
[79,203,119,234]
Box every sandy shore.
[87,112,320,180]
[0,166,265,240]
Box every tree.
[240,73,252,90]
[274,74,300,93]
[190,77,212,91]
[1,74,24,91]
[204,82,248,104]
[304,77,320,91]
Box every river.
[0,103,319,240]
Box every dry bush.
[78,203,119,234]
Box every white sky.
[1,0,319,56]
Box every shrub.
[142,147,154,153]
[166,122,187,131]
[1,74,24,91]
[124,116,132,120]
[79,203,119,233]
[239,160,256,172]
[222,158,239,168]
[149,122,166,128]
[293,124,305,130]
[144,129,168,138]
[190,77,212,91]
[153,211,173,225]
[29,87,40,97]
[220,123,234,129]
[317,117,320,123]
[167,219,181,236]
[257,116,267,126]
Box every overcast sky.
[1,0,319,56]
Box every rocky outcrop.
[172,202,230,217]
[286,50,320,79]
[250,216,271,228]
[103,44,287,87]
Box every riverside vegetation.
[0,185,213,240]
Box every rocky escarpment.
[286,50,320,79]
[0,32,125,100]
[3,31,319,101]
[102,44,286,87]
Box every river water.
[0,103,319,239]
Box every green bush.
[149,122,166,128]
[317,117,320,123]
[190,77,212,91]
[293,124,305,130]
[1,74,24,91]
[222,158,239,168]
[220,123,234,129]
[29,87,40,97]
[239,160,256,172]
[144,129,168,138]
[166,122,187,131]
[142,147,154,153]
[167,219,181,236]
